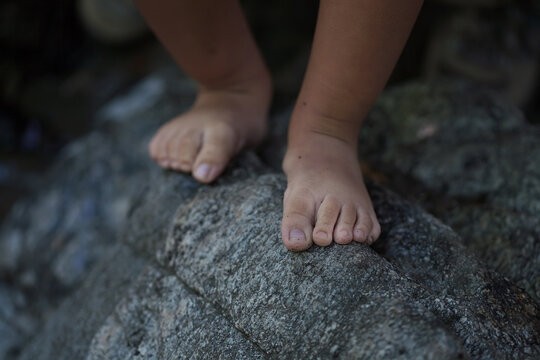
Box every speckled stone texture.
[1,74,539,359]
[357,81,540,302]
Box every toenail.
[160,160,170,168]
[170,161,179,169]
[315,229,328,240]
[290,229,306,242]
[339,229,350,239]
[195,163,211,180]
[355,229,366,240]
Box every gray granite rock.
[17,244,147,360]
[17,151,540,359]
[0,319,21,360]
[86,265,265,360]
[0,284,37,360]
[1,74,540,359]
[0,73,195,357]
[358,80,540,301]
[154,169,538,359]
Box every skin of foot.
[148,75,271,183]
[136,0,423,251]
[135,0,272,183]
[281,113,381,251]
[278,0,422,250]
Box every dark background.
[1,0,539,222]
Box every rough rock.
[358,80,540,301]
[86,261,266,360]
[0,73,195,359]
[1,73,539,359]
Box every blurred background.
[1,0,539,222]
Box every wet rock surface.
[0,74,539,359]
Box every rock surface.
[266,80,540,304]
[0,74,539,359]
[357,81,540,302]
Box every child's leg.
[281,0,423,251]
[134,0,271,183]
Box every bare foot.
[148,75,271,183]
[281,131,381,252]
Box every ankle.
[283,129,358,175]
[288,102,362,147]
[194,68,272,111]
[198,64,272,98]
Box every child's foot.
[281,130,381,251]
[148,75,271,183]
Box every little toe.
[166,130,202,172]
[312,197,340,247]
[192,124,236,183]
[353,209,373,243]
[148,134,160,161]
[368,214,381,245]
[281,189,315,251]
[333,204,356,245]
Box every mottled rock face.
[358,81,540,302]
[0,75,539,359]
[86,262,266,360]
[155,172,538,359]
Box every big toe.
[192,123,237,183]
[281,188,315,251]
[166,129,202,172]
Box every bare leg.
[134,0,272,182]
[281,0,423,251]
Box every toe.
[281,188,315,251]
[333,204,356,245]
[166,130,202,172]
[150,126,179,169]
[312,196,340,247]
[353,209,373,243]
[148,130,167,165]
[192,123,237,183]
[368,214,381,245]
[148,133,160,161]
